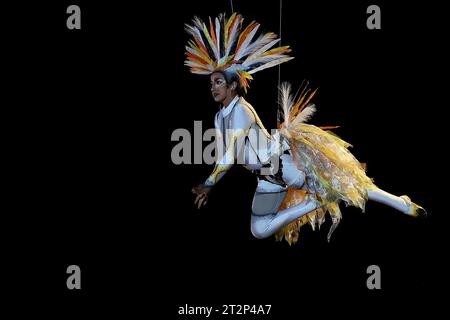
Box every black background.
[6,0,447,317]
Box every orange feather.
[186,52,209,67]
[193,36,213,63]
[319,126,340,130]
[298,88,318,114]
[209,18,217,48]
[235,22,258,54]
[260,46,291,57]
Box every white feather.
[243,38,280,65]
[184,61,214,72]
[235,24,260,60]
[291,104,316,127]
[191,70,211,75]
[247,57,294,74]
[225,16,242,57]
[215,17,221,60]
[245,52,287,68]
[243,33,277,58]
[279,82,293,126]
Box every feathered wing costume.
[185,12,293,92]
[275,83,378,244]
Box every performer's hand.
[192,184,212,209]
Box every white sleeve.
[204,105,255,186]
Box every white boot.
[367,188,427,217]
[400,195,427,218]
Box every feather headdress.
[185,13,293,92]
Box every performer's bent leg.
[367,187,426,217]
[250,190,321,239]
[249,154,318,239]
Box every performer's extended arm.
[192,104,254,208]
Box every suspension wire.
[229,1,283,124]
[277,0,283,125]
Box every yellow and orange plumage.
[276,82,377,244]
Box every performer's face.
[210,72,235,104]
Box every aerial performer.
[185,13,427,244]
